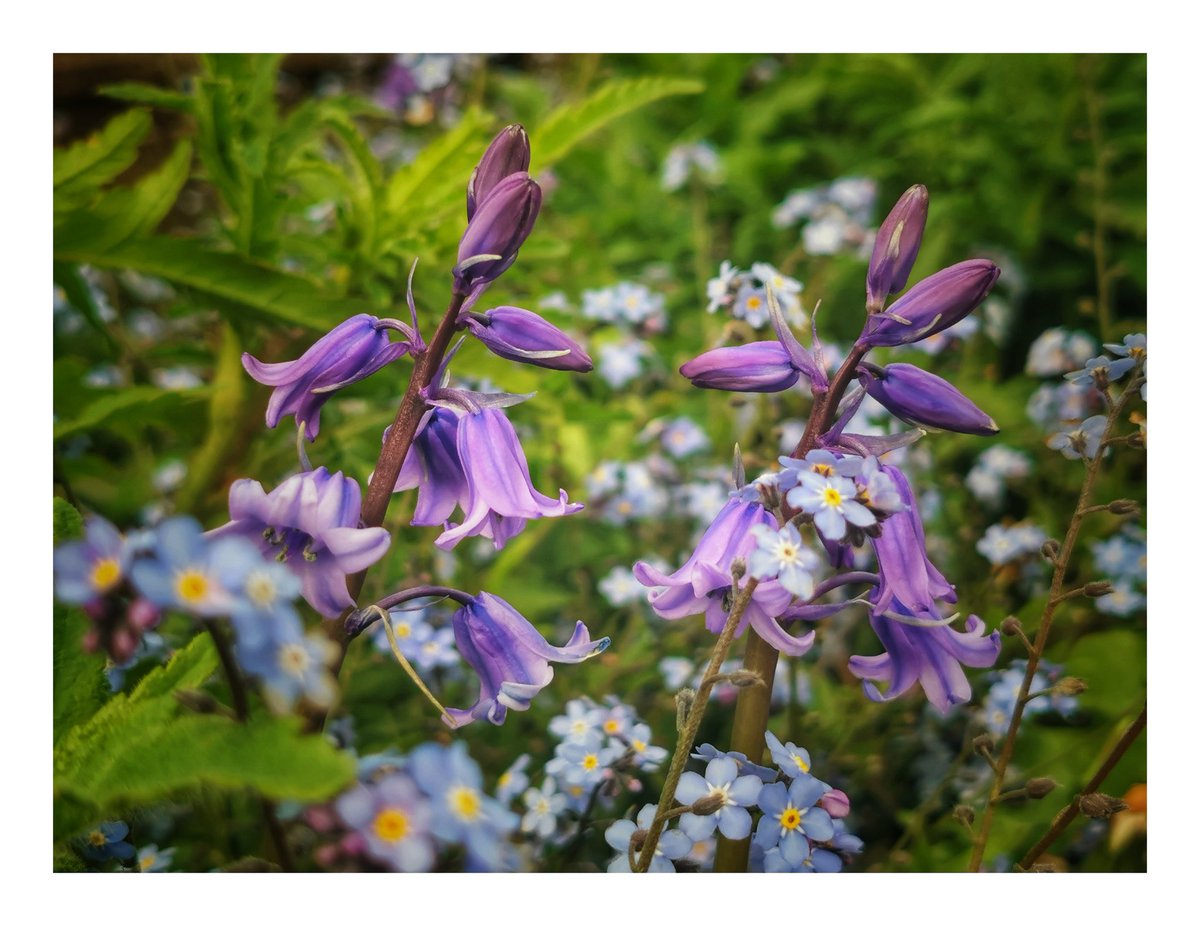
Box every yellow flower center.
[394,622,411,639]
[278,643,311,677]
[582,754,599,771]
[822,486,844,507]
[372,808,410,842]
[571,720,588,734]
[498,772,512,788]
[175,569,209,604]
[793,754,811,774]
[448,786,481,822]
[780,806,803,830]
[603,719,620,734]
[813,463,833,476]
[632,739,647,753]
[90,558,121,592]
[616,499,634,515]
[569,785,583,797]
[87,830,107,847]
[244,572,277,607]
[139,853,157,871]
[778,542,799,563]
[746,296,763,310]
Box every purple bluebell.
[849,607,1001,713]
[1048,415,1107,460]
[466,125,530,220]
[391,407,468,528]
[676,755,763,841]
[633,498,818,657]
[453,172,541,295]
[866,184,928,312]
[754,775,835,864]
[79,820,136,863]
[857,259,1000,348]
[461,305,592,371]
[863,363,998,435]
[54,515,130,608]
[679,341,801,393]
[407,741,519,871]
[243,314,414,441]
[209,467,391,618]
[335,772,436,872]
[444,592,609,728]
[130,517,261,618]
[429,406,583,550]
[606,804,693,873]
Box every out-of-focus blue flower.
[335,772,436,872]
[983,659,1078,737]
[1065,354,1136,388]
[549,698,604,742]
[445,592,607,727]
[1026,328,1098,377]
[1091,532,1146,583]
[754,775,835,864]
[521,779,566,839]
[662,141,722,191]
[1027,381,1105,432]
[733,282,771,328]
[605,804,693,873]
[966,445,1031,504]
[626,722,669,771]
[79,821,136,862]
[408,741,518,871]
[131,517,262,618]
[243,314,414,442]
[236,623,340,714]
[1105,332,1146,361]
[135,843,175,872]
[676,755,763,841]
[659,656,695,690]
[976,522,1048,566]
[659,417,710,458]
[748,523,821,598]
[496,755,531,804]
[598,565,645,607]
[1048,415,1107,460]
[209,468,390,618]
[597,337,652,387]
[405,622,460,672]
[545,732,623,789]
[765,730,813,777]
[54,515,130,607]
[1096,581,1146,617]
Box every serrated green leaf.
[531,77,704,166]
[53,602,108,747]
[384,107,491,219]
[99,81,194,113]
[53,108,151,198]
[128,632,219,703]
[55,139,194,255]
[53,497,84,545]
[52,385,206,441]
[57,236,350,331]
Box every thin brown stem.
[1018,705,1145,870]
[968,373,1141,871]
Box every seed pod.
[1079,792,1128,820]
[1026,777,1058,799]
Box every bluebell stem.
[243,314,417,441]
[462,306,593,371]
[857,258,1000,348]
[453,172,541,296]
[866,184,928,313]
[466,125,531,221]
[862,362,998,436]
[679,341,801,392]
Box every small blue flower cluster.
[603,733,861,873]
[981,659,1079,737]
[367,602,461,673]
[662,141,722,191]
[1091,525,1147,617]
[771,176,878,257]
[75,819,176,872]
[976,522,1048,567]
[705,260,806,329]
[965,445,1032,505]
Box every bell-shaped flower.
[848,606,1001,713]
[466,124,531,220]
[391,407,469,527]
[857,259,999,348]
[863,363,998,436]
[209,467,391,618]
[633,498,817,657]
[444,592,609,728]
[462,306,592,372]
[679,341,801,393]
[243,314,415,441]
[454,172,541,295]
[866,184,928,312]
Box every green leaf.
[128,632,219,703]
[53,385,206,441]
[53,497,84,544]
[53,602,108,747]
[531,77,705,166]
[53,108,151,198]
[99,81,194,113]
[52,261,121,355]
[56,236,350,331]
[54,139,194,255]
[384,107,492,220]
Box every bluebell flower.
[765,730,814,777]
[135,843,175,872]
[754,775,834,863]
[520,779,566,839]
[335,772,436,872]
[243,314,415,441]
[605,804,693,873]
[444,592,608,728]
[210,468,391,618]
[79,821,136,862]
[1048,415,1107,460]
[54,515,129,607]
[408,741,518,871]
[496,755,531,804]
[676,755,764,841]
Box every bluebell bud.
[679,341,801,393]
[863,363,998,435]
[462,306,593,372]
[466,124,531,221]
[857,259,999,348]
[866,184,928,312]
[454,172,541,296]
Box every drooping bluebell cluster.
[639,183,1007,713]
[603,731,861,873]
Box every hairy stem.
[967,372,1141,871]
[632,577,760,872]
[1018,705,1145,870]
